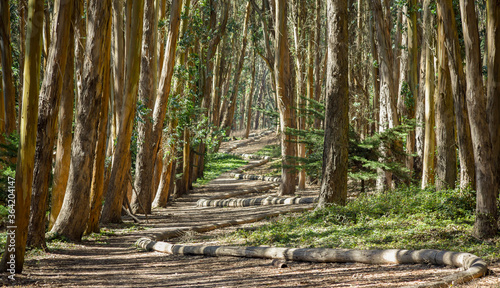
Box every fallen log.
[230,173,281,183]
[200,183,279,201]
[135,240,487,288]
[196,196,317,207]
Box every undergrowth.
[229,186,500,261]
[194,153,247,186]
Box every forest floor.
[3,131,500,287]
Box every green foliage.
[287,97,415,184]
[194,153,247,186]
[255,144,281,158]
[0,133,18,204]
[230,185,500,261]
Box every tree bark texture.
[459,0,498,238]
[0,1,17,133]
[435,6,457,191]
[275,0,297,196]
[437,0,476,190]
[101,0,145,224]
[86,9,112,234]
[220,2,252,137]
[486,0,500,200]
[132,0,160,214]
[112,0,125,138]
[50,0,111,241]
[28,0,74,249]
[318,0,348,207]
[421,0,436,188]
[49,34,75,230]
[0,0,43,273]
[371,0,398,191]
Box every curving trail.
[10,130,498,287]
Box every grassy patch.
[228,186,500,261]
[194,153,248,186]
[255,144,281,158]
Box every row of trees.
[0,0,498,273]
[318,0,499,243]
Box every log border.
[135,240,488,288]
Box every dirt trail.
[5,132,499,287]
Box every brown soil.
[3,131,499,287]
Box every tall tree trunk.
[415,0,426,178]
[0,1,17,134]
[0,0,43,273]
[275,0,297,196]
[112,0,125,138]
[27,0,74,249]
[49,38,75,230]
[49,0,82,229]
[245,52,257,138]
[102,0,183,223]
[317,0,348,207]
[437,0,475,190]
[50,0,111,241]
[459,0,498,238]
[369,10,379,135]
[406,0,418,174]
[0,57,4,136]
[178,128,190,196]
[292,0,307,191]
[220,2,252,137]
[435,5,457,191]
[86,9,112,234]
[42,2,50,70]
[371,0,398,191]
[101,0,145,224]
[421,0,436,189]
[486,0,500,200]
[17,0,27,115]
[132,0,159,215]
[74,0,86,101]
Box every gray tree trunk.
[318,0,348,207]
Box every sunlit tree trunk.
[318,0,348,207]
[486,0,500,201]
[49,0,83,229]
[245,51,257,138]
[103,0,183,222]
[0,0,43,273]
[220,2,252,137]
[0,1,17,134]
[406,0,418,173]
[17,0,27,113]
[27,0,74,249]
[132,0,160,214]
[275,0,297,196]
[435,5,456,191]
[112,0,125,140]
[49,39,74,230]
[459,0,498,239]
[371,0,398,191]
[101,0,145,224]
[50,0,112,240]
[421,0,436,189]
[86,9,112,234]
[437,0,475,190]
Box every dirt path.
[5,132,499,287]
